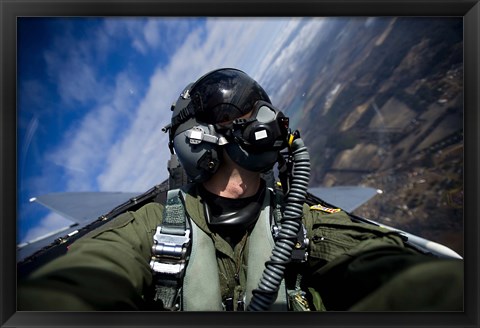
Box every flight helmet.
[168,68,289,183]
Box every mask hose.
[247,134,311,311]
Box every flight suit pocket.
[307,212,404,265]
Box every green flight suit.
[17,185,463,311]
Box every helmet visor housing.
[169,68,289,180]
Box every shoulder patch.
[310,204,341,214]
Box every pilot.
[18,68,463,311]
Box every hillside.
[276,17,464,255]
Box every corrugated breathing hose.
[247,136,311,311]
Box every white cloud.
[44,49,103,105]
[48,104,115,191]
[42,22,115,107]
[143,19,161,48]
[47,71,140,191]
[103,18,189,56]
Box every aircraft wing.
[308,186,380,212]
[18,191,142,262]
[29,191,142,224]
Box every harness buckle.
[150,227,191,278]
[222,297,245,311]
[291,224,309,263]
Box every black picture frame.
[1,1,478,327]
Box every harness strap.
[150,189,190,310]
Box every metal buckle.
[152,228,191,259]
[150,227,191,277]
[150,261,186,277]
[222,297,245,311]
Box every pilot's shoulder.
[84,202,163,238]
[303,202,352,224]
[130,201,164,226]
[134,201,164,215]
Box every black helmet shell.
[190,68,271,124]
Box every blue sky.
[17,17,329,244]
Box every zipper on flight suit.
[223,234,247,311]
